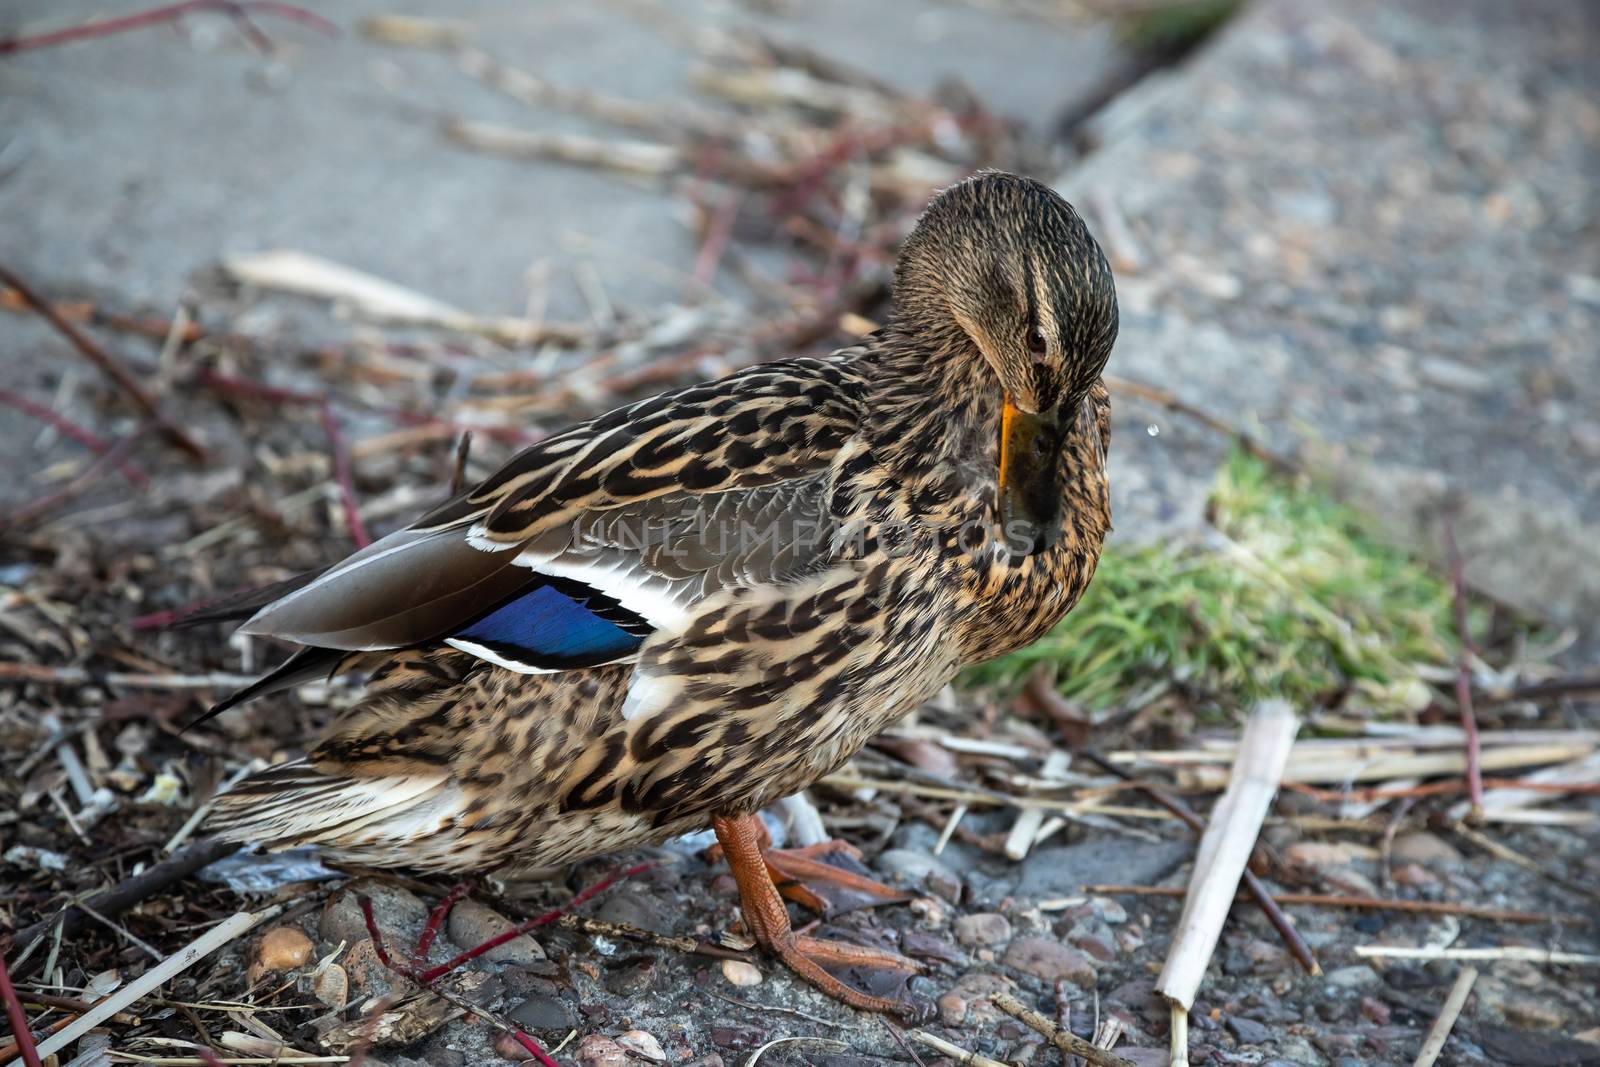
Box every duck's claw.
[713,813,925,1021]
[706,820,910,917]
[775,932,931,1023]
[763,842,912,917]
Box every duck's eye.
[1026,326,1049,360]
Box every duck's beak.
[999,395,1066,555]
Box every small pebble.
[1088,896,1128,924]
[1503,992,1567,1030]
[1390,862,1438,887]
[721,959,763,987]
[1003,937,1096,987]
[1069,931,1117,963]
[507,992,573,1031]
[616,1031,667,1063]
[875,849,961,902]
[902,929,966,965]
[909,896,947,926]
[1243,939,1291,972]
[954,911,1012,947]
[343,938,394,992]
[495,1032,536,1061]
[605,957,660,997]
[1282,841,1362,871]
[936,971,1013,1027]
[311,962,348,1010]
[1226,1015,1273,1045]
[445,900,544,965]
[248,925,313,981]
[1324,965,1379,990]
[575,1035,628,1067]
[596,887,674,934]
[320,880,428,946]
[710,1026,764,1050]
[1389,832,1462,868]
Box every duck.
[200,170,1118,1019]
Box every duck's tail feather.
[206,758,457,855]
[186,646,346,730]
[161,571,328,629]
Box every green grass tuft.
[1117,0,1243,56]
[970,451,1470,716]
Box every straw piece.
[908,1031,1009,1067]
[1177,740,1594,789]
[1411,966,1477,1067]
[1168,1003,1187,1067]
[444,121,680,176]
[223,250,464,323]
[1004,750,1071,860]
[1157,701,1299,1013]
[32,908,279,1059]
[1448,750,1600,821]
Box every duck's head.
[893,171,1119,552]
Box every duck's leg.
[757,823,912,916]
[709,814,910,917]
[713,813,926,1021]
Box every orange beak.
[998,394,1065,555]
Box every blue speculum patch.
[453,582,645,668]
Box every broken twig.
[31,907,280,1061]
[1411,966,1477,1067]
[0,264,204,459]
[992,992,1138,1067]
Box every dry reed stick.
[1157,701,1299,1065]
[1411,966,1477,1067]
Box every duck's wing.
[202,358,864,717]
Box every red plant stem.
[357,896,397,971]
[692,188,744,286]
[0,949,45,1067]
[355,866,651,1067]
[413,881,475,970]
[0,264,205,460]
[197,368,544,447]
[4,425,150,529]
[512,1031,561,1067]
[128,581,262,630]
[1075,747,1319,974]
[1445,521,1484,817]
[0,1,337,56]
[318,403,371,548]
[197,367,321,406]
[0,387,150,488]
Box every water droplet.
[1146,423,1161,437]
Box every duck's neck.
[858,319,1003,479]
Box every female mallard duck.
[202,171,1117,1018]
